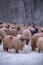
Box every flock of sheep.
[0,22,43,53]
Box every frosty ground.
[0,43,43,65]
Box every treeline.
[0,0,43,25]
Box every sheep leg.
[6,48,8,51]
[39,49,40,53]
[31,44,37,51]
[31,46,35,51]
[16,51,18,53]
[3,47,8,51]
[15,50,18,53]
[0,42,2,45]
[31,44,35,51]
[0,40,2,45]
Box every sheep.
[4,26,22,36]
[21,29,32,45]
[36,37,43,52]
[39,26,43,32]
[0,29,26,53]
[10,25,16,29]
[8,26,22,36]
[31,33,43,51]
[2,35,26,53]
[0,23,10,35]
[0,23,22,36]
[28,25,39,35]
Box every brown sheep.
[10,25,16,29]
[0,31,26,53]
[21,29,32,45]
[4,26,22,36]
[7,26,22,36]
[1,23,22,36]
[39,26,43,32]
[31,33,43,51]
[27,25,39,35]
[36,37,43,52]
[0,23,10,35]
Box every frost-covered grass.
[0,43,43,65]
